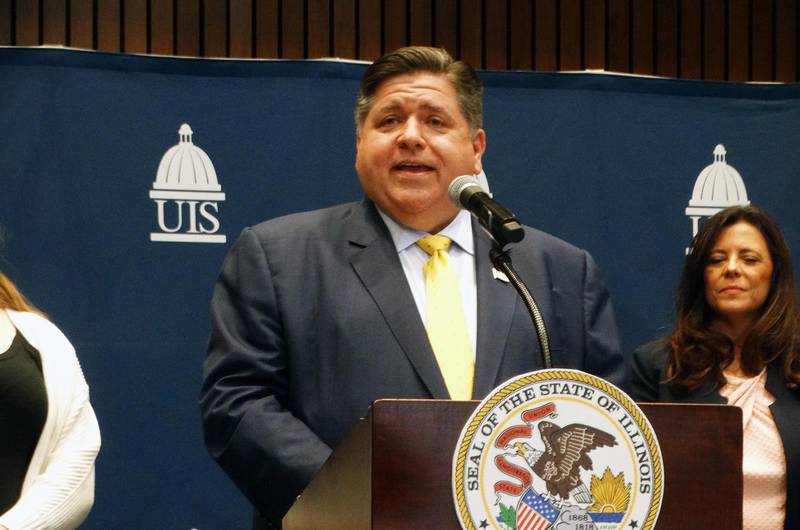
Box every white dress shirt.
[378,209,478,356]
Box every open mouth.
[394,162,434,173]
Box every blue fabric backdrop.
[1,48,799,529]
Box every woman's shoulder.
[632,338,670,368]
[5,309,75,358]
[629,338,672,402]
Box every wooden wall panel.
[230,1,253,58]
[751,0,774,80]
[704,0,727,80]
[485,0,507,70]
[460,0,482,69]
[204,0,227,58]
[410,0,433,46]
[559,0,582,70]
[584,0,606,70]
[656,0,679,77]
[97,0,121,52]
[510,0,533,70]
[16,0,39,46]
[333,0,357,57]
[775,0,797,81]
[680,0,703,79]
[176,0,200,57]
[69,0,93,49]
[308,0,331,58]
[434,0,458,57]
[255,0,279,58]
[0,0,797,82]
[282,0,305,59]
[608,0,631,72]
[632,0,654,75]
[42,0,66,45]
[535,0,557,71]
[385,0,407,53]
[0,0,9,46]
[358,0,381,60]
[151,1,174,55]
[124,0,147,54]
[728,0,750,81]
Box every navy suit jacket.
[200,198,624,522]
[632,340,800,530]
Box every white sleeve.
[0,340,101,530]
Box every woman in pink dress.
[632,205,799,530]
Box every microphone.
[448,175,524,246]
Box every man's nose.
[397,118,425,149]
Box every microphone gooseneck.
[490,247,552,369]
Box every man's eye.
[428,117,445,127]
[380,116,400,127]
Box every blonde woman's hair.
[0,272,45,316]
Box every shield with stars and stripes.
[516,488,560,530]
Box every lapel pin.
[492,268,510,283]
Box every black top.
[631,339,800,530]
[0,331,47,513]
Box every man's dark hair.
[355,46,483,133]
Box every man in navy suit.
[200,46,625,529]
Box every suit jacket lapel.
[472,223,518,398]
[347,199,450,399]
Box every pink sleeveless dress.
[720,369,786,529]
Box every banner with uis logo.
[1,48,799,529]
[149,123,227,243]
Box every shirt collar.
[377,208,474,255]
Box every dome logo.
[149,124,226,243]
[685,144,749,241]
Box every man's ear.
[472,129,486,173]
[354,132,362,172]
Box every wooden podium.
[283,399,742,529]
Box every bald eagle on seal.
[528,421,617,503]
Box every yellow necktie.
[417,235,475,400]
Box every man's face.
[355,72,486,233]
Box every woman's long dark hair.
[666,205,800,393]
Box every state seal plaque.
[453,369,663,530]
